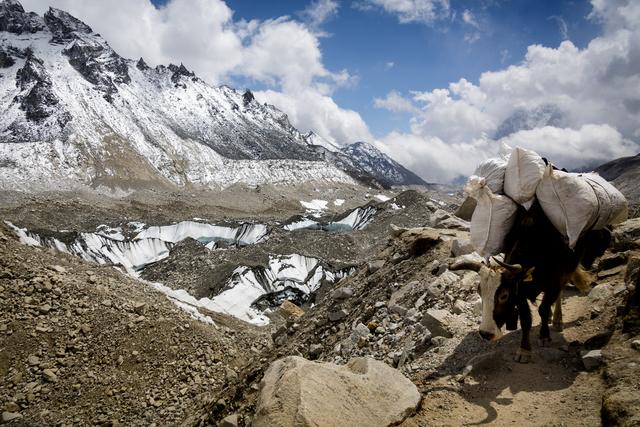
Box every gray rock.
[328,309,348,322]
[218,413,238,427]
[452,300,467,315]
[253,356,420,427]
[451,239,474,257]
[42,369,58,382]
[50,265,66,273]
[589,284,614,301]
[389,304,408,317]
[331,287,354,301]
[581,350,603,371]
[426,271,458,298]
[350,323,371,343]
[421,309,455,338]
[2,412,23,423]
[133,302,147,315]
[631,340,640,351]
[367,260,385,274]
[309,344,323,360]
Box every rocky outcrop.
[253,356,420,427]
[0,0,45,34]
[13,52,66,123]
[62,37,130,101]
[44,7,92,43]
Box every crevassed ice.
[203,254,344,325]
[135,221,268,246]
[284,206,377,232]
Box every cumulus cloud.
[374,91,419,114]
[355,0,450,25]
[20,0,368,146]
[256,89,372,144]
[376,0,640,182]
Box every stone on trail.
[253,356,420,427]
[2,412,23,423]
[581,349,603,371]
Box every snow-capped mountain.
[339,141,428,186]
[303,131,341,152]
[494,104,566,139]
[0,1,426,190]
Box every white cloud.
[256,89,372,144]
[375,0,640,182]
[301,0,339,31]
[374,91,419,113]
[548,15,569,40]
[20,0,369,146]
[462,9,479,28]
[356,0,450,25]
[386,61,395,69]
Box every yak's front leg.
[538,286,560,346]
[552,288,563,331]
[514,301,532,363]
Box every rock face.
[253,356,420,427]
[339,141,428,187]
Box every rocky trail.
[0,192,638,426]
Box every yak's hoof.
[539,337,552,347]
[514,348,531,363]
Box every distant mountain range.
[0,0,427,191]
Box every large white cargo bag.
[473,158,507,194]
[465,177,518,257]
[536,166,598,248]
[582,173,628,229]
[504,146,546,205]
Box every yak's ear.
[523,267,535,282]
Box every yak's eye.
[498,291,509,303]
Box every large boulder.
[253,356,420,427]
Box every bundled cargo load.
[464,176,518,257]
[473,158,507,194]
[536,165,628,248]
[504,146,546,205]
[471,142,512,195]
[582,173,628,229]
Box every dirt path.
[402,292,611,426]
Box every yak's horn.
[449,261,483,272]
[492,256,523,272]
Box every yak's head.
[475,258,534,341]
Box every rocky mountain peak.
[169,63,195,84]
[136,57,150,71]
[0,0,45,34]
[243,89,255,106]
[44,7,92,42]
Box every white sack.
[536,165,599,248]
[504,146,546,205]
[583,173,628,229]
[465,177,518,257]
[473,158,507,194]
